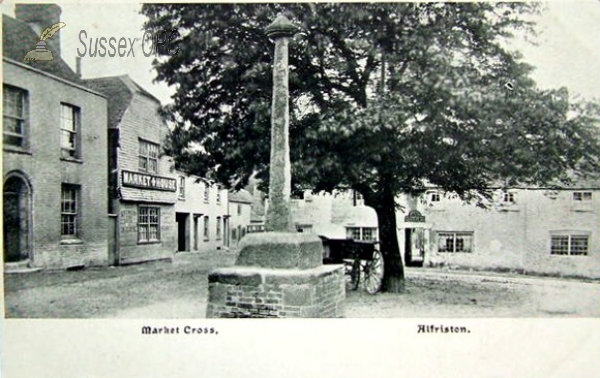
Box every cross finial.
[265,13,298,39]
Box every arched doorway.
[3,173,32,263]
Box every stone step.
[4,260,40,274]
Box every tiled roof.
[2,14,83,84]
[84,76,133,129]
[84,75,162,129]
[228,189,253,204]
[250,207,265,222]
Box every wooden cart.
[319,236,384,294]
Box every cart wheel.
[344,259,361,291]
[363,249,384,294]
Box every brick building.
[3,5,109,270]
[174,173,229,252]
[85,75,177,265]
[398,184,600,278]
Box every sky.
[2,1,600,105]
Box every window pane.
[148,143,159,158]
[437,232,472,253]
[438,233,452,252]
[551,236,569,255]
[149,158,158,173]
[3,87,26,147]
[139,140,159,173]
[3,117,22,134]
[149,225,159,241]
[179,177,185,197]
[3,87,24,118]
[61,130,76,151]
[455,234,472,252]
[3,134,23,146]
[139,225,148,242]
[138,206,160,242]
[362,228,374,241]
[139,157,148,171]
[570,236,588,256]
[139,141,148,155]
[60,104,77,132]
[346,227,361,240]
[61,186,78,237]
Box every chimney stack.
[15,4,62,57]
[76,57,82,78]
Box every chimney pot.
[15,4,63,57]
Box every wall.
[115,89,176,263]
[290,191,378,238]
[174,173,229,251]
[228,200,252,246]
[118,202,175,264]
[207,265,345,318]
[419,189,600,278]
[3,61,108,269]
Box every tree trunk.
[369,189,405,293]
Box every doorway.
[404,228,425,267]
[3,173,32,263]
[176,212,189,252]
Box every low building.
[290,190,378,241]
[398,184,600,278]
[228,189,253,245]
[85,75,177,265]
[244,177,266,232]
[175,173,229,252]
[3,5,109,270]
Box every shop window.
[551,234,589,256]
[346,227,378,241]
[362,227,377,241]
[138,206,160,243]
[437,232,473,253]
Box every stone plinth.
[206,232,345,318]
[235,232,323,269]
[206,264,345,318]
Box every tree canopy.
[142,3,600,292]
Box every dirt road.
[4,251,599,318]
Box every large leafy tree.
[142,3,600,292]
